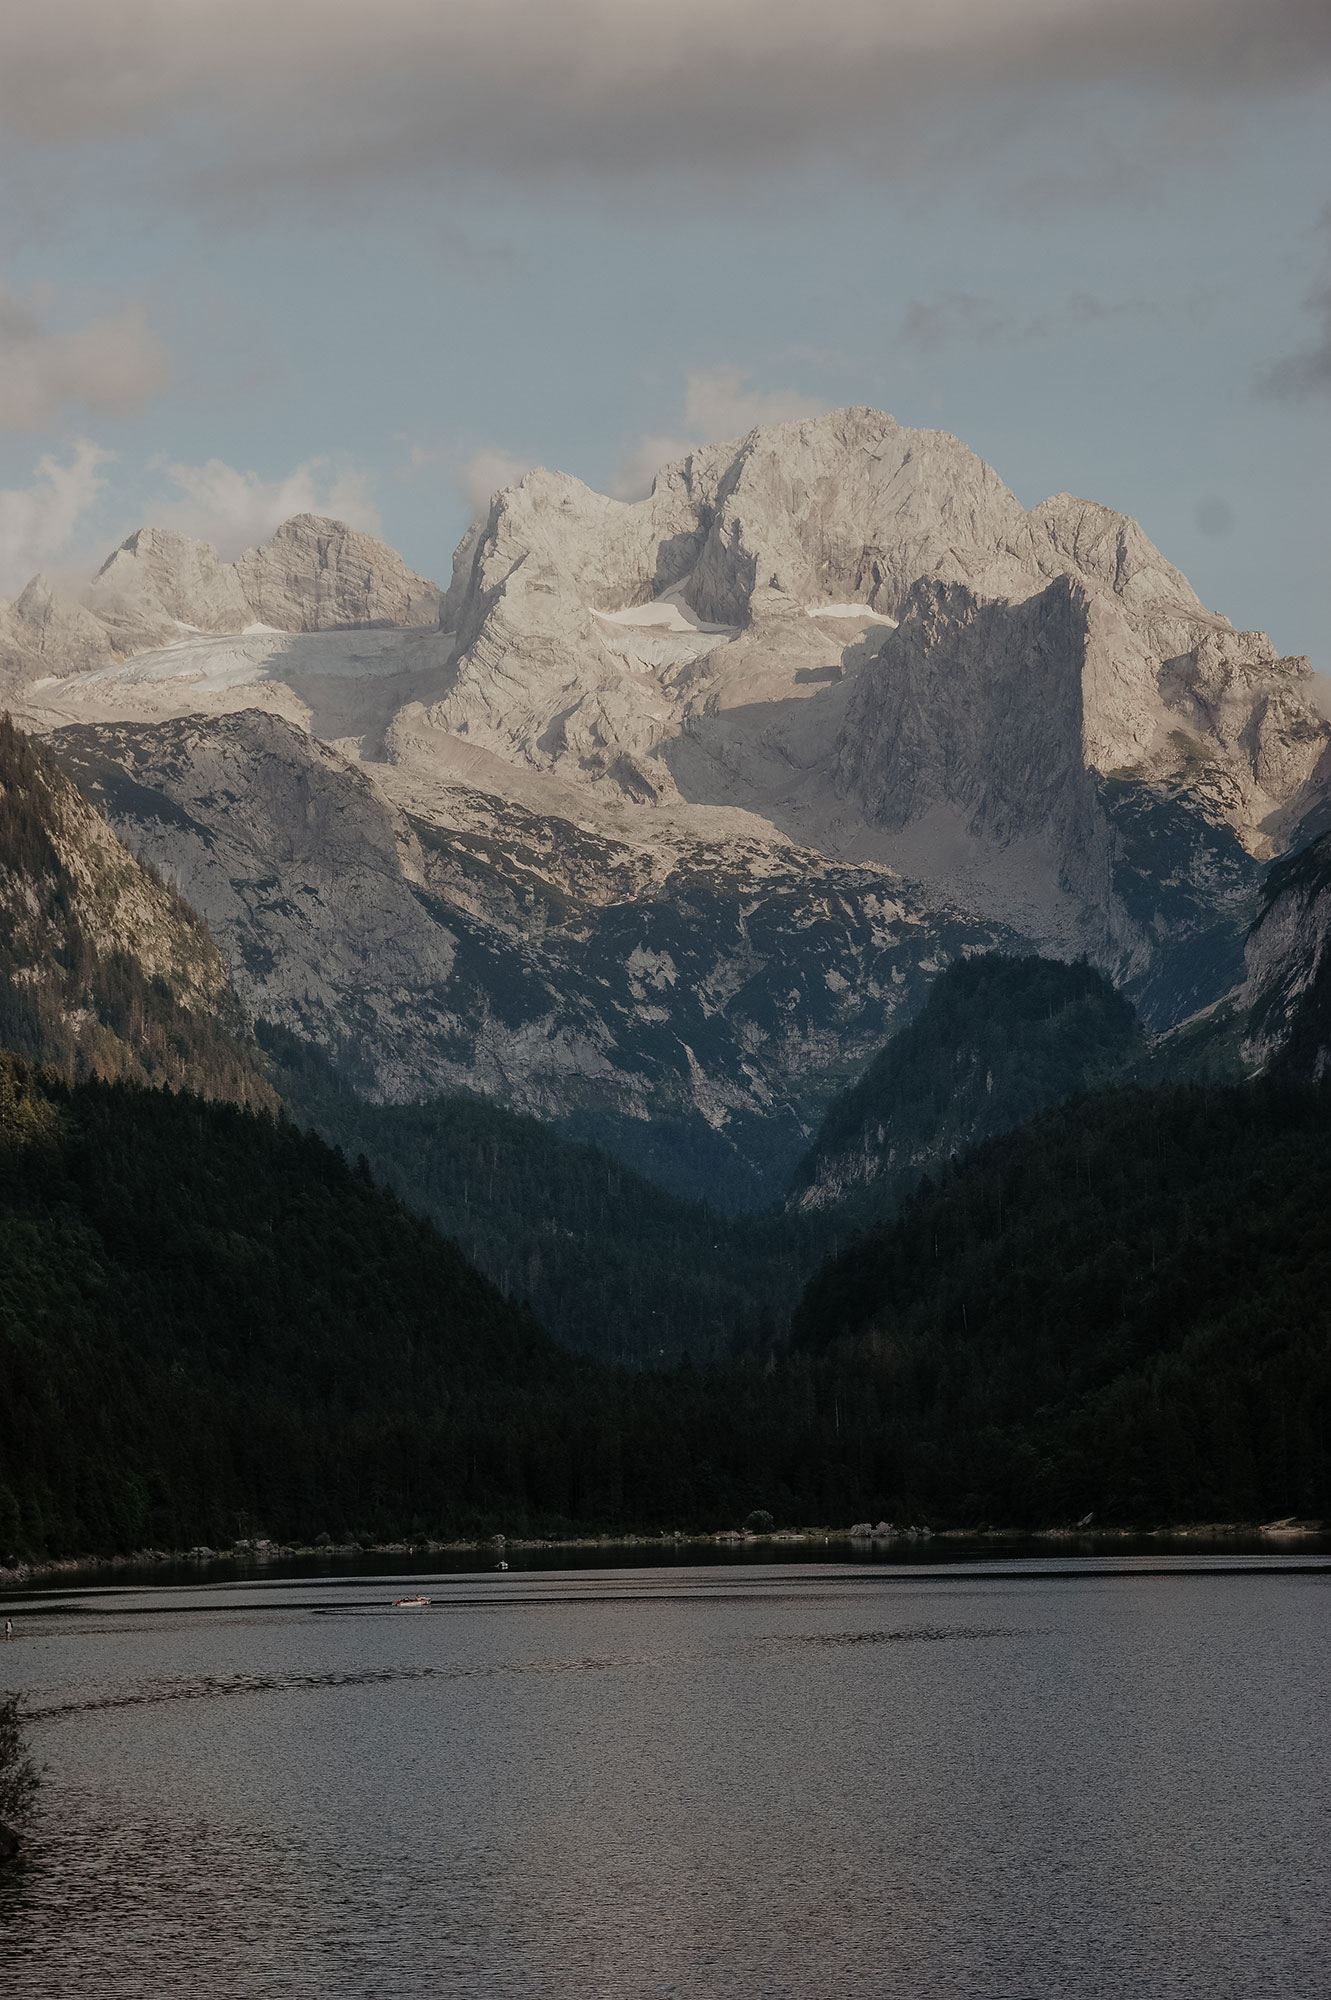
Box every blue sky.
[1,1,1327,664]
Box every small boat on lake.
[391,1594,432,1608]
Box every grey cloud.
[2,2,1328,213]
[0,284,170,432]
[899,294,1027,352]
[1063,292,1167,327]
[898,289,1166,353]
[1261,291,1331,397]
[1195,497,1235,537]
[1259,208,1331,400]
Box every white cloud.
[0,439,110,592]
[611,368,826,499]
[148,456,381,558]
[682,367,825,439]
[457,448,533,518]
[608,433,691,502]
[395,440,443,481]
[0,283,170,432]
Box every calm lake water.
[1,1556,1328,1997]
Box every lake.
[2,1556,1328,1997]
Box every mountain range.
[8,407,1326,1204]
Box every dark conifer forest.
[1,1047,1328,1561]
[260,1022,826,1367]
[789,952,1144,1221]
[0,705,1326,1559]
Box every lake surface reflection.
[2,1558,1328,1997]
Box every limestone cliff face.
[0,716,272,1106]
[837,579,1099,847]
[0,576,119,686]
[232,516,444,633]
[8,407,1327,1196]
[433,409,1323,829]
[424,409,1325,1018]
[92,527,253,646]
[680,409,1040,625]
[52,709,1012,1205]
[834,573,1321,1014]
[76,515,445,658]
[429,409,1054,790]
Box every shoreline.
[3,1517,1326,1590]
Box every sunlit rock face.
[84,515,443,655]
[427,408,1323,1020]
[0,716,272,1107]
[52,708,1011,1207]
[11,408,1327,1200]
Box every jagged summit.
[419,407,1324,983]
[7,407,1327,1197]
[91,512,444,647]
[430,406,1317,816]
[1,513,443,690]
[447,408,1206,636]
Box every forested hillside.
[788,954,1142,1220]
[0,716,272,1108]
[0,1053,873,1557]
[793,1082,1331,1525]
[0,1052,582,1559]
[1,1048,1327,1561]
[262,1024,826,1364]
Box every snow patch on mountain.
[5,405,1328,1196]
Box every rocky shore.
[2,1517,1325,1589]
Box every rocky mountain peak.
[233,514,444,632]
[1029,493,1203,620]
[93,525,253,642]
[678,405,1039,625]
[80,513,444,656]
[11,405,1329,1197]
[427,406,1326,847]
[1,575,118,685]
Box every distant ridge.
[789,954,1141,1221]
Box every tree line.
[1,1053,1328,1560]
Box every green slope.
[0,1053,588,1559]
[261,1023,827,1365]
[2,1053,1328,1556]
[788,954,1142,1222]
[791,1081,1331,1525]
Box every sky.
[0,0,1328,663]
